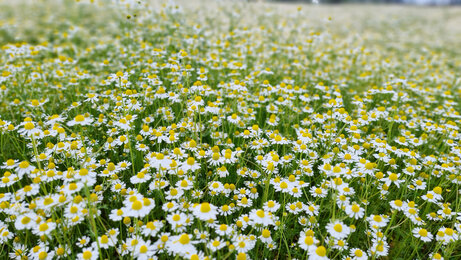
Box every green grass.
[0,0,461,259]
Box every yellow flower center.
[256,210,265,218]
[21,216,31,224]
[75,115,85,122]
[132,201,143,211]
[19,161,30,169]
[79,169,88,176]
[316,246,326,257]
[24,122,35,130]
[334,224,342,233]
[352,204,360,213]
[389,173,398,181]
[187,157,195,165]
[200,203,211,213]
[39,223,49,232]
[70,206,78,214]
[365,162,374,170]
[304,236,314,245]
[262,229,271,238]
[179,234,190,245]
[82,251,92,260]
[418,229,428,237]
[38,251,47,260]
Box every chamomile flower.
[67,114,93,126]
[29,243,55,260]
[263,200,281,212]
[345,202,365,219]
[412,227,433,242]
[76,236,91,248]
[207,238,226,251]
[77,247,99,260]
[2,3,461,260]
[32,220,56,236]
[349,248,368,260]
[181,156,201,172]
[124,197,155,218]
[130,170,152,184]
[249,209,274,226]
[298,231,319,251]
[141,220,164,237]
[233,235,256,253]
[166,233,197,257]
[326,220,351,239]
[308,245,329,260]
[18,120,42,137]
[367,214,389,229]
[133,240,155,260]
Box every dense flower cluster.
[1,0,461,259]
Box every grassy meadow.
[1,0,461,259]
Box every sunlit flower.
[192,202,218,221]
[412,227,433,242]
[326,220,351,239]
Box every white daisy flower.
[326,220,351,239]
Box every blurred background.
[259,0,461,5]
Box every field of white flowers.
[1,0,461,259]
